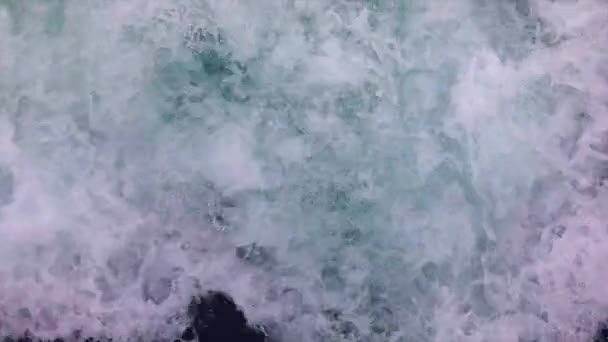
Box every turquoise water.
[0,1,607,341]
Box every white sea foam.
[0,1,606,341]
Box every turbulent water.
[0,0,607,341]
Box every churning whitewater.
[0,0,607,341]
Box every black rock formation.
[594,321,608,342]
[1,291,269,342]
[184,291,267,342]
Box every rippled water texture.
[1,1,607,341]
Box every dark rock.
[188,291,268,342]
[2,290,271,342]
[181,327,195,341]
[595,321,608,342]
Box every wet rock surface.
[1,291,269,342]
[594,321,608,342]
[185,291,267,342]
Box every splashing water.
[0,0,607,341]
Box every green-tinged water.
[0,1,607,341]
